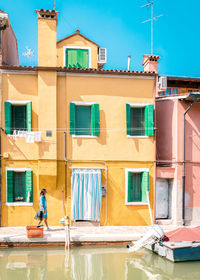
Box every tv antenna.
[141,0,163,54]
[53,0,56,10]
[22,46,34,66]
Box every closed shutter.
[127,172,132,202]
[144,105,154,136]
[7,170,14,202]
[4,102,12,135]
[26,102,32,131]
[77,49,89,68]
[66,49,89,68]
[91,104,100,135]
[66,49,78,68]
[126,104,131,135]
[141,171,149,202]
[25,170,33,203]
[70,103,76,135]
[133,173,141,201]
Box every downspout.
[64,132,67,216]
[182,96,197,225]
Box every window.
[166,88,171,96]
[172,88,178,95]
[6,168,33,204]
[126,104,154,136]
[125,169,149,204]
[70,103,100,136]
[66,48,89,68]
[4,101,32,135]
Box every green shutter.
[127,172,132,202]
[70,103,76,135]
[133,173,142,201]
[77,49,88,68]
[66,49,89,68]
[66,49,77,68]
[4,102,12,135]
[145,105,154,136]
[7,170,14,202]
[91,104,100,135]
[26,102,32,131]
[141,172,149,202]
[25,170,33,203]
[126,104,131,135]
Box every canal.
[0,246,200,279]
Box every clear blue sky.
[1,0,200,77]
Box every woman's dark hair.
[40,189,47,196]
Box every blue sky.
[1,0,200,77]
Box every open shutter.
[127,172,132,202]
[26,102,32,131]
[141,171,149,202]
[126,104,131,135]
[4,102,12,135]
[145,105,154,136]
[70,103,76,135]
[25,170,33,203]
[7,170,14,202]
[91,104,100,136]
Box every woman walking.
[37,189,50,230]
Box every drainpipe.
[182,96,197,225]
[64,132,67,216]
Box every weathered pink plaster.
[157,167,175,179]
[2,24,19,66]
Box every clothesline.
[8,130,42,143]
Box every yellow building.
[0,9,158,226]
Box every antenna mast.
[53,0,56,10]
[141,0,163,54]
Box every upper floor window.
[65,48,89,68]
[4,101,32,135]
[70,102,99,136]
[126,104,154,137]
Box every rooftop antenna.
[141,0,163,54]
[53,0,56,10]
[22,46,34,66]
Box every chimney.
[142,55,159,74]
[36,9,58,67]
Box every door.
[156,179,169,219]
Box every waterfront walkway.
[0,225,178,247]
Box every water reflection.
[0,247,200,280]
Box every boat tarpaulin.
[164,226,200,242]
[71,169,102,221]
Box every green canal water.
[0,246,200,280]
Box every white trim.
[125,168,149,205]
[63,46,91,68]
[127,136,149,139]
[71,101,95,106]
[6,203,33,207]
[156,94,189,101]
[70,167,105,169]
[58,72,155,79]
[6,167,33,206]
[2,70,37,75]
[72,135,97,138]
[128,103,149,107]
[6,100,31,105]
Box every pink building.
[156,77,200,226]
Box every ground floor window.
[71,169,102,221]
[125,168,149,204]
[6,168,33,204]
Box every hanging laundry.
[35,131,42,142]
[26,132,35,143]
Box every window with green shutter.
[70,103,100,136]
[66,49,89,68]
[127,170,149,203]
[126,104,154,136]
[4,102,32,135]
[6,169,33,204]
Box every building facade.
[156,77,200,226]
[1,9,157,226]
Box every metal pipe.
[182,97,197,225]
[127,55,131,71]
[64,132,67,198]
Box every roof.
[0,65,156,77]
[57,29,100,48]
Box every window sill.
[125,202,148,206]
[127,135,149,139]
[72,135,98,138]
[6,202,33,206]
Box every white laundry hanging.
[26,132,35,143]
[34,131,42,142]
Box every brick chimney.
[36,9,58,67]
[142,55,159,74]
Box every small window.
[126,169,149,204]
[159,91,165,96]
[172,88,178,95]
[7,169,33,204]
[70,103,100,136]
[126,104,154,136]
[66,49,89,68]
[166,88,171,95]
[4,101,32,135]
